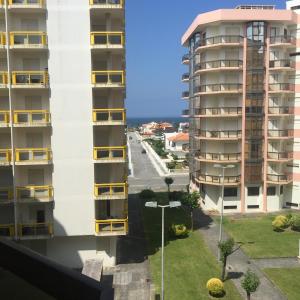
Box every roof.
[167,133,189,142]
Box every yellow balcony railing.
[9,0,44,6]
[89,0,123,8]
[11,71,49,86]
[0,224,15,237]
[0,110,9,125]
[10,32,47,47]
[0,187,13,201]
[0,72,8,85]
[91,32,124,47]
[94,182,127,198]
[95,218,128,235]
[92,71,125,86]
[0,149,11,164]
[16,185,53,200]
[0,32,6,46]
[94,146,126,161]
[93,108,126,123]
[18,223,53,237]
[14,110,50,126]
[15,148,52,163]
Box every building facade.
[0,0,127,268]
[182,2,300,213]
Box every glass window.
[280,185,283,195]
[248,186,260,196]
[224,188,237,197]
[267,186,276,196]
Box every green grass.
[142,193,241,300]
[264,268,300,300]
[218,214,300,258]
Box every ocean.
[127,117,185,128]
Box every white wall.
[47,0,95,236]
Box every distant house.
[165,132,189,151]
[140,121,175,136]
[178,122,189,133]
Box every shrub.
[272,215,288,232]
[167,161,176,169]
[206,278,224,297]
[171,224,188,238]
[286,213,293,227]
[291,215,300,231]
[170,191,185,202]
[139,189,155,200]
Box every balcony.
[15,148,52,165]
[267,152,293,162]
[269,35,296,47]
[11,71,49,88]
[93,108,125,125]
[266,174,293,185]
[0,187,13,203]
[195,130,242,140]
[10,32,47,49]
[268,129,293,139]
[196,152,241,163]
[268,106,293,117]
[0,71,8,88]
[0,225,14,237]
[195,60,243,74]
[182,91,189,99]
[182,54,189,64]
[195,35,243,51]
[182,73,189,82]
[94,182,127,200]
[196,173,241,186]
[0,32,6,49]
[90,32,124,49]
[269,83,294,94]
[16,185,53,202]
[18,223,53,239]
[92,71,125,88]
[0,110,9,127]
[269,60,295,71]
[94,146,126,163]
[95,218,128,236]
[195,107,242,117]
[8,0,45,11]
[0,149,11,166]
[89,0,123,9]
[194,84,242,95]
[181,109,189,117]
[14,110,50,127]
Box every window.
[247,205,259,209]
[286,202,298,207]
[224,187,237,197]
[248,186,260,196]
[291,5,300,10]
[224,205,237,210]
[280,186,283,195]
[267,186,276,196]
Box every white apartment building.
[0,0,127,268]
[182,1,300,213]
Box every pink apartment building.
[182,2,300,213]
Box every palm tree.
[164,177,174,198]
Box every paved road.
[128,132,189,193]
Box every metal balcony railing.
[16,185,53,201]
[18,223,53,237]
[182,109,189,116]
[197,130,242,138]
[0,149,11,164]
[182,91,189,98]
[0,224,14,237]
[269,83,294,92]
[0,72,8,85]
[195,83,242,93]
[11,71,49,86]
[268,106,293,115]
[269,59,295,68]
[196,152,241,161]
[0,111,9,125]
[15,148,52,163]
[93,146,126,161]
[0,187,13,201]
[195,59,243,71]
[195,35,243,48]
[93,108,125,123]
[92,71,125,86]
[267,174,292,183]
[268,129,293,138]
[182,54,189,63]
[197,173,241,184]
[89,0,123,7]
[269,35,295,45]
[95,218,128,235]
[14,110,50,126]
[10,32,47,47]
[267,152,293,160]
[94,183,127,198]
[0,32,6,46]
[90,32,124,47]
[195,107,242,116]
[182,73,189,81]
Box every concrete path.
[251,257,300,269]
[194,210,287,300]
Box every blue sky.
[125,0,285,118]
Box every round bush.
[272,215,288,232]
[139,189,155,200]
[206,278,224,297]
[291,216,300,231]
[171,224,188,238]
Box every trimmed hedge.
[206,278,224,297]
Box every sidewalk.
[194,210,287,300]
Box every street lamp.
[213,164,235,261]
[145,200,182,300]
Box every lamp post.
[145,201,181,300]
[213,164,235,261]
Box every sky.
[125,0,286,118]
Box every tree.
[164,177,174,199]
[218,238,235,281]
[182,191,200,231]
[241,269,260,300]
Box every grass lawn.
[142,192,241,300]
[218,214,300,258]
[264,268,300,300]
